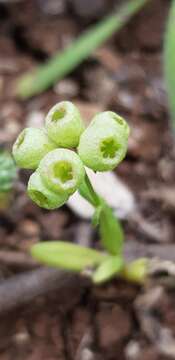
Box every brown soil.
[0,0,175,359]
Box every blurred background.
[0,0,175,359]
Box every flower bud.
[45,101,84,148]
[28,171,68,210]
[12,127,57,170]
[38,148,85,196]
[78,111,130,171]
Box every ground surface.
[0,0,175,359]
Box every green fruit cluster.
[12,101,129,209]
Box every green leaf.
[16,0,151,98]
[99,203,124,255]
[92,255,124,284]
[164,0,175,132]
[31,241,106,272]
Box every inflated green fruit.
[38,148,85,196]
[91,111,130,137]
[45,101,84,148]
[78,111,130,171]
[12,127,57,170]
[28,171,68,210]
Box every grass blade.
[164,0,175,132]
[17,0,150,98]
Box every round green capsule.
[12,127,57,170]
[38,148,85,196]
[45,101,84,148]
[78,111,130,172]
[27,171,68,210]
[91,111,130,138]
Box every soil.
[0,0,175,359]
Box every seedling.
[0,150,17,209]
[13,101,148,284]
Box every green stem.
[78,172,101,207]
[79,171,124,256]
[17,0,151,98]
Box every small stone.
[18,219,40,238]
[38,0,67,15]
[71,0,107,19]
[83,67,115,105]
[95,47,122,73]
[117,90,139,112]
[136,0,168,50]
[26,111,44,128]
[54,79,79,98]
[125,341,141,360]
[13,331,30,347]
[39,211,68,239]
[128,121,161,161]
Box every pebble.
[71,0,107,19]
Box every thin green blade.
[164,0,175,132]
[17,0,150,98]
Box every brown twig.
[0,250,38,270]
[0,267,87,314]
